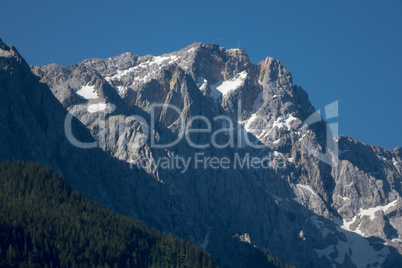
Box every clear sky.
[1,0,401,149]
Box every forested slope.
[0,161,217,267]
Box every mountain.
[0,161,218,267]
[2,38,401,267]
[0,38,292,268]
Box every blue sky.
[1,0,401,149]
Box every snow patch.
[377,154,387,161]
[210,71,247,99]
[136,75,151,83]
[105,66,138,82]
[76,85,98,100]
[240,113,299,143]
[316,215,392,267]
[339,199,398,237]
[197,77,208,92]
[358,199,398,221]
[153,55,178,65]
[272,115,297,130]
[187,47,196,53]
[337,225,389,267]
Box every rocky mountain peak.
[0,39,24,65]
[258,57,292,87]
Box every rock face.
[0,38,162,216]
[3,39,402,267]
